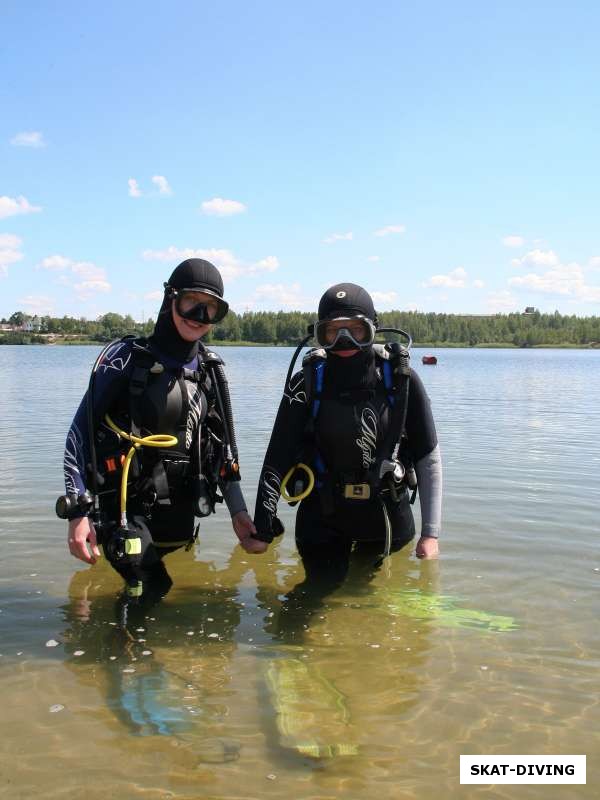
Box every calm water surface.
[0,345,598,799]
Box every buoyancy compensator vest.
[295,341,417,512]
[90,337,240,523]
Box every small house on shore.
[22,316,43,332]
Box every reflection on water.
[57,541,443,774]
[61,556,245,761]
[1,346,599,798]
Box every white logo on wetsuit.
[63,421,84,495]
[356,407,378,468]
[284,372,307,406]
[336,290,346,299]
[185,380,204,450]
[262,470,281,516]
[98,341,132,374]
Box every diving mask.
[165,285,229,324]
[312,315,376,351]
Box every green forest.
[2,308,600,347]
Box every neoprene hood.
[318,283,377,324]
[151,258,227,363]
[164,258,225,300]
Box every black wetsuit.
[63,337,245,586]
[253,348,440,578]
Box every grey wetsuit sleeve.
[414,444,443,538]
[219,479,247,517]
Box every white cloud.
[367,255,380,262]
[374,224,406,237]
[0,233,22,249]
[0,234,24,276]
[323,231,353,244]
[502,235,525,248]
[19,295,54,314]
[508,262,599,299]
[200,197,246,216]
[144,290,163,301]
[511,249,559,268]
[129,176,173,197]
[71,261,107,282]
[142,246,278,282]
[128,178,142,198]
[504,247,600,303]
[423,267,468,289]
[74,279,111,299]
[577,285,600,303]
[486,291,519,313]
[242,282,316,311]
[249,255,280,274]
[40,254,72,270]
[473,279,485,289]
[10,131,46,148]
[370,290,398,306]
[38,254,111,298]
[151,175,172,196]
[143,246,243,281]
[0,195,42,219]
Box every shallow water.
[0,345,598,799]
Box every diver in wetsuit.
[252,283,442,583]
[59,258,263,597]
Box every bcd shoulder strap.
[128,337,164,437]
[303,343,410,418]
[301,348,327,418]
[303,343,412,485]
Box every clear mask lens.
[315,316,375,350]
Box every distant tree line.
[2,309,600,347]
[1,311,155,342]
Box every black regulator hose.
[213,362,239,463]
[284,333,312,393]
[375,327,413,349]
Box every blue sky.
[2,0,600,321]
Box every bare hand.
[68,517,101,564]
[415,536,439,559]
[231,511,268,554]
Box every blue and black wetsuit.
[253,347,442,578]
[63,337,246,582]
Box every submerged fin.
[381,589,518,631]
[266,658,358,758]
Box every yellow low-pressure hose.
[104,414,178,526]
[281,462,315,503]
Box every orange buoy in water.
[422,354,437,365]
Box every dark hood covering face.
[324,347,376,392]
[149,259,224,363]
[316,282,377,390]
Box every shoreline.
[1,337,599,350]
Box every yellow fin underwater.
[377,588,518,632]
[266,658,359,759]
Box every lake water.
[0,345,598,799]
